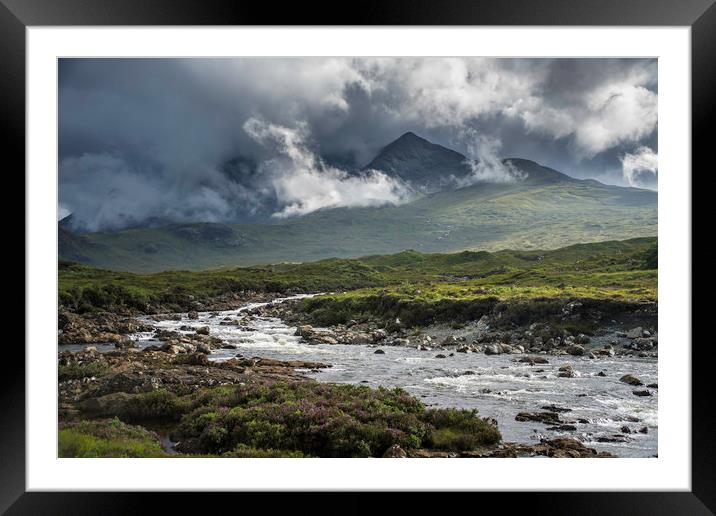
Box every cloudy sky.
[59,57,658,232]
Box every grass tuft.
[59,418,166,458]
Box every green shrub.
[423,408,501,451]
[58,361,109,381]
[59,418,166,458]
[118,390,188,421]
[173,381,498,457]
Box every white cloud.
[621,146,658,188]
[520,85,658,158]
[243,118,412,218]
[352,58,545,129]
[457,130,526,185]
[348,58,658,159]
[59,152,256,232]
[60,58,659,230]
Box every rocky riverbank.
[59,306,626,458]
[59,346,615,458]
[58,309,154,346]
[58,290,284,347]
[59,348,329,419]
[243,298,658,359]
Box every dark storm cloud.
[59,57,657,231]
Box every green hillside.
[59,236,657,315]
[61,176,657,273]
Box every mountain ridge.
[59,132,657,272]
[364,131,472,191]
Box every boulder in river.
[296,324,340,345]
[296,325,314,337]
[155,329,181,341]
[441,335,458,346]
[633,390,652,397]
[374,349,385,355]
[195,326,210,336]
[371,329,387,342]
[541,404,572,413]
[575,333,590,344]
[519,356,549,365]
[546,424,577,431]
[187,310,199,320]
[558,365,575,378]
[484,344,500,355]
[597,434,631,443]
[626,327,643,339]
[633,338,654,350]
[114,339,137,349]
[566,344,585,356]
[515,411,561,424]
[620,374,643,386]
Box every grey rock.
[633,390,652,397]
[626,327,643,339]
[620,374,643,386]
[566,344,585,356]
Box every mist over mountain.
[59,133,656,272]
[59,58,658,233]
[61,130,593,234]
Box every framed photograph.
[6,0,711,512]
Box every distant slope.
[61,165,657,272]
[58,225,102,264]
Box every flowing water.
[69,296,658,457]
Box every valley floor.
[57,237,657,458]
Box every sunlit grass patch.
[59,418,166,458]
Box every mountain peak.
[383,131,442,153]
[364,132,471,191]
[393,131,426,144]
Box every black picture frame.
[4,0,711,513]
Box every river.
[73,295,659,457]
